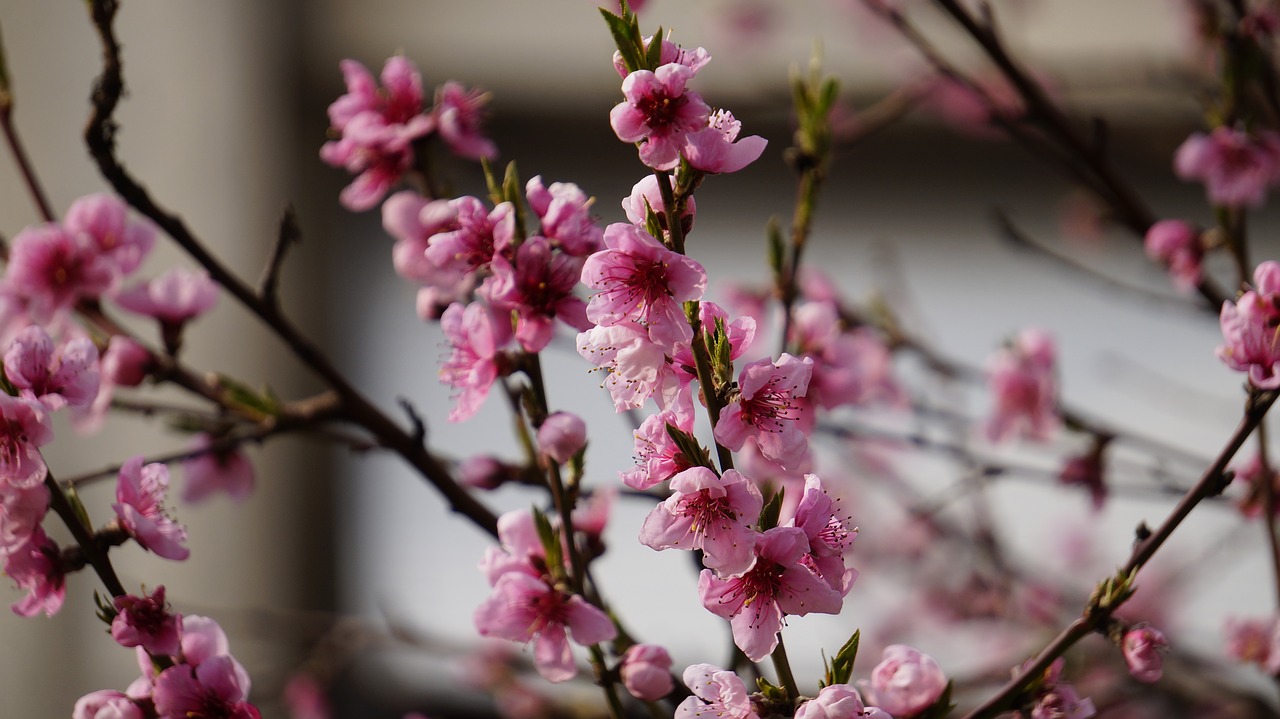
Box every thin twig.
[258,204,301,310]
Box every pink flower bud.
[537,412,587,464]
[620,643,674,701]
[795,684,870,719]
[1122,625,1168,683]
[866,645,948,718]
[102,336,153,388]
[458,455,518,490]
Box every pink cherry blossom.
[179,614,232,666]
[537,412,587,464]
[5,527,65,617]
[576,322,672,411]
[610,64,711,170]
[483,236,590,352]
[181,434,256,504]
[439,301,510,422]
[786,474,858,595]
[1143,220,1202,291]
[639,467,763,575]
[4,324,100,411]
[63,193,155,278]
[425,197,515,276]
[473,572,617,682]
[1122,624,1168,683]
[479,509,548,586]
[1174,127,1280,208]
[1225,615,1279,668]
[612,37,711,79]
[526,176,603,257]
[683,109,767,174]
[458,455,519,491]
[0,393,54,488]
[0,480,48,559]
[795,684,890,719]
[73,690,145,719]
[5,223,114,322]
[674,664,759,719]
[621,408,696,490]
[582,223,707,353]
[622,174,697,234]
[112,586,182,656]
[670,301,757,395]
[1059,451,1107,511]
[115,267,219,325]
[1219,261,1280,387]
[282,674,331,719]
[714,353,814,469]
[1027,660,1095,719]
[113,456,190,561]
[321,57,436,211]
[1231,453,1280,519]
[791,302,901,410]
[865,645,948,718]
[382,191,467,299]
[101,335,153,388]
[152,655,260,719]
[699,526,842,661]
[571,487,615,544]
[984,328,1058,443]
[620,644,674,701]
[435,81,498,161]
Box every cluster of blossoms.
[1218,261,1280,388]
[321,56,497,211]
[983,328,1058,444]
[74,589,261,719]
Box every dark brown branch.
[84,0,498,538]
[258,204,301,310]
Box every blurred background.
[1,0,1276,717]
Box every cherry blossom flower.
[152,655,260,719]
[483,236,590,352]
[670,301,757,396]
[537,412,588,464]
[425,197,515,276]
[582,223,707,353]
[4,223,114,322]
[699,526,842,661]
[864,645,948,718]
[1122,624,1168,683]
[639,467,762,574]
[282,674,331,719]
[795,684,891,719]
[321,57,436,211]
[63,193,155,279]
[1231,453,1280,519]
[73,690,145,719]
[1175,126,1280,208]
[786,474,858,594]
[1219,261,1280,387]
[683,109,767,174]
[791,302,901,410]
[479,509,549,586]
[984,328,1058,443]
[440,301,510,422]
[382,191,469,312]
[1144,220,1202,292]
[179,614,233,666]
[675,664,759,719]
[622,408,697,490]
[576,322,672,411]
[101,335,153,389]
[5,527,65,617]
[621,174,697,235]
[473,572,617,682]
[610,64,711,170]
[112,586,182,656]
[181,434,256,504]
[1026,659,1095,719]
[113,456,190,561]
[620,644,674,701]
[1224,615,1279,669]
[115,268,219,326]
[435,81,498,161]
[4,325,100,411]
[0,480,48,559]
[714,353,814,469]
[526,176,604,256]
[0,393,54,488]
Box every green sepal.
[758,487,785,531]
[711,317,734,388]
[214,375,281,418]
[644,200,666,244]
[755,676,786,702]
[93,590,118,626]
[481,157,504,207]
[824,629,860,686]
[531,506,565,578]
[664,422,714,471]
[501,161,527,245]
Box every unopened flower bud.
[620,644,674,701]
[537,412,587,464]
[1122,624,1168,683]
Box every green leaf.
[644,200,666,243]
[664,422,713,471]
[481,157,504,206]
[501,161,527,244]
[644,26,664,70]
[758,487,784,531]
[215,374,281,417]
[531,506,564,576]
[600,8,644,75]
[828,629,860,685]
